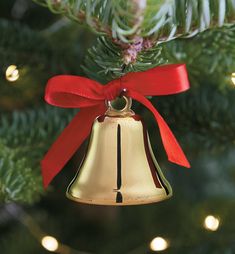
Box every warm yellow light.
[204,215,220,231]
[41,236,59,252]
[5,65,19,82]
[150,236,169,252]
[232,73,235,85]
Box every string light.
[150,236,169,252]
[231,73,235,85]
[204,215,220,231]
[5,65,19,82]
[41,236,59,252]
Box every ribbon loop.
[42,64,191,187]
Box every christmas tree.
[1,1,235,253]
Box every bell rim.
[65,191,173,206]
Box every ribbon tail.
[41,103,106,188]
[127,90,190,168]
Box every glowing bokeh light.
[150,236,169,251]
[41,236,59,252]
[231,73,235,85]
[5,65,19,82]
[204,215,220,231]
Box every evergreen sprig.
[0,141,43,203]
[0,106,76,203]
[83,24,235,85]
[0,106,76,148]
[33,0,235,43]
[162,25,235,89]
[82,36,165,83]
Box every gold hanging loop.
[105,95,134,117]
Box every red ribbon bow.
[42,63,190,188]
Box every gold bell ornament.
[41,64,190,205]
[66,96,172,205]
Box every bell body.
[66,100,172,205]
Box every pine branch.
[0,106,76,148]
[0,106,76,203]
[33,0,235,65]
[83,23,235,85]
[162,25,235,89]
[33,0,235,43]
[32,0,152,37]
[0,141,43,203]
[82,36,165,83]
[140,0,235,41]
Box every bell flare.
[66,114,172,206]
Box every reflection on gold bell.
[66,96,172,205]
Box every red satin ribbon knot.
[42,64,190,188]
